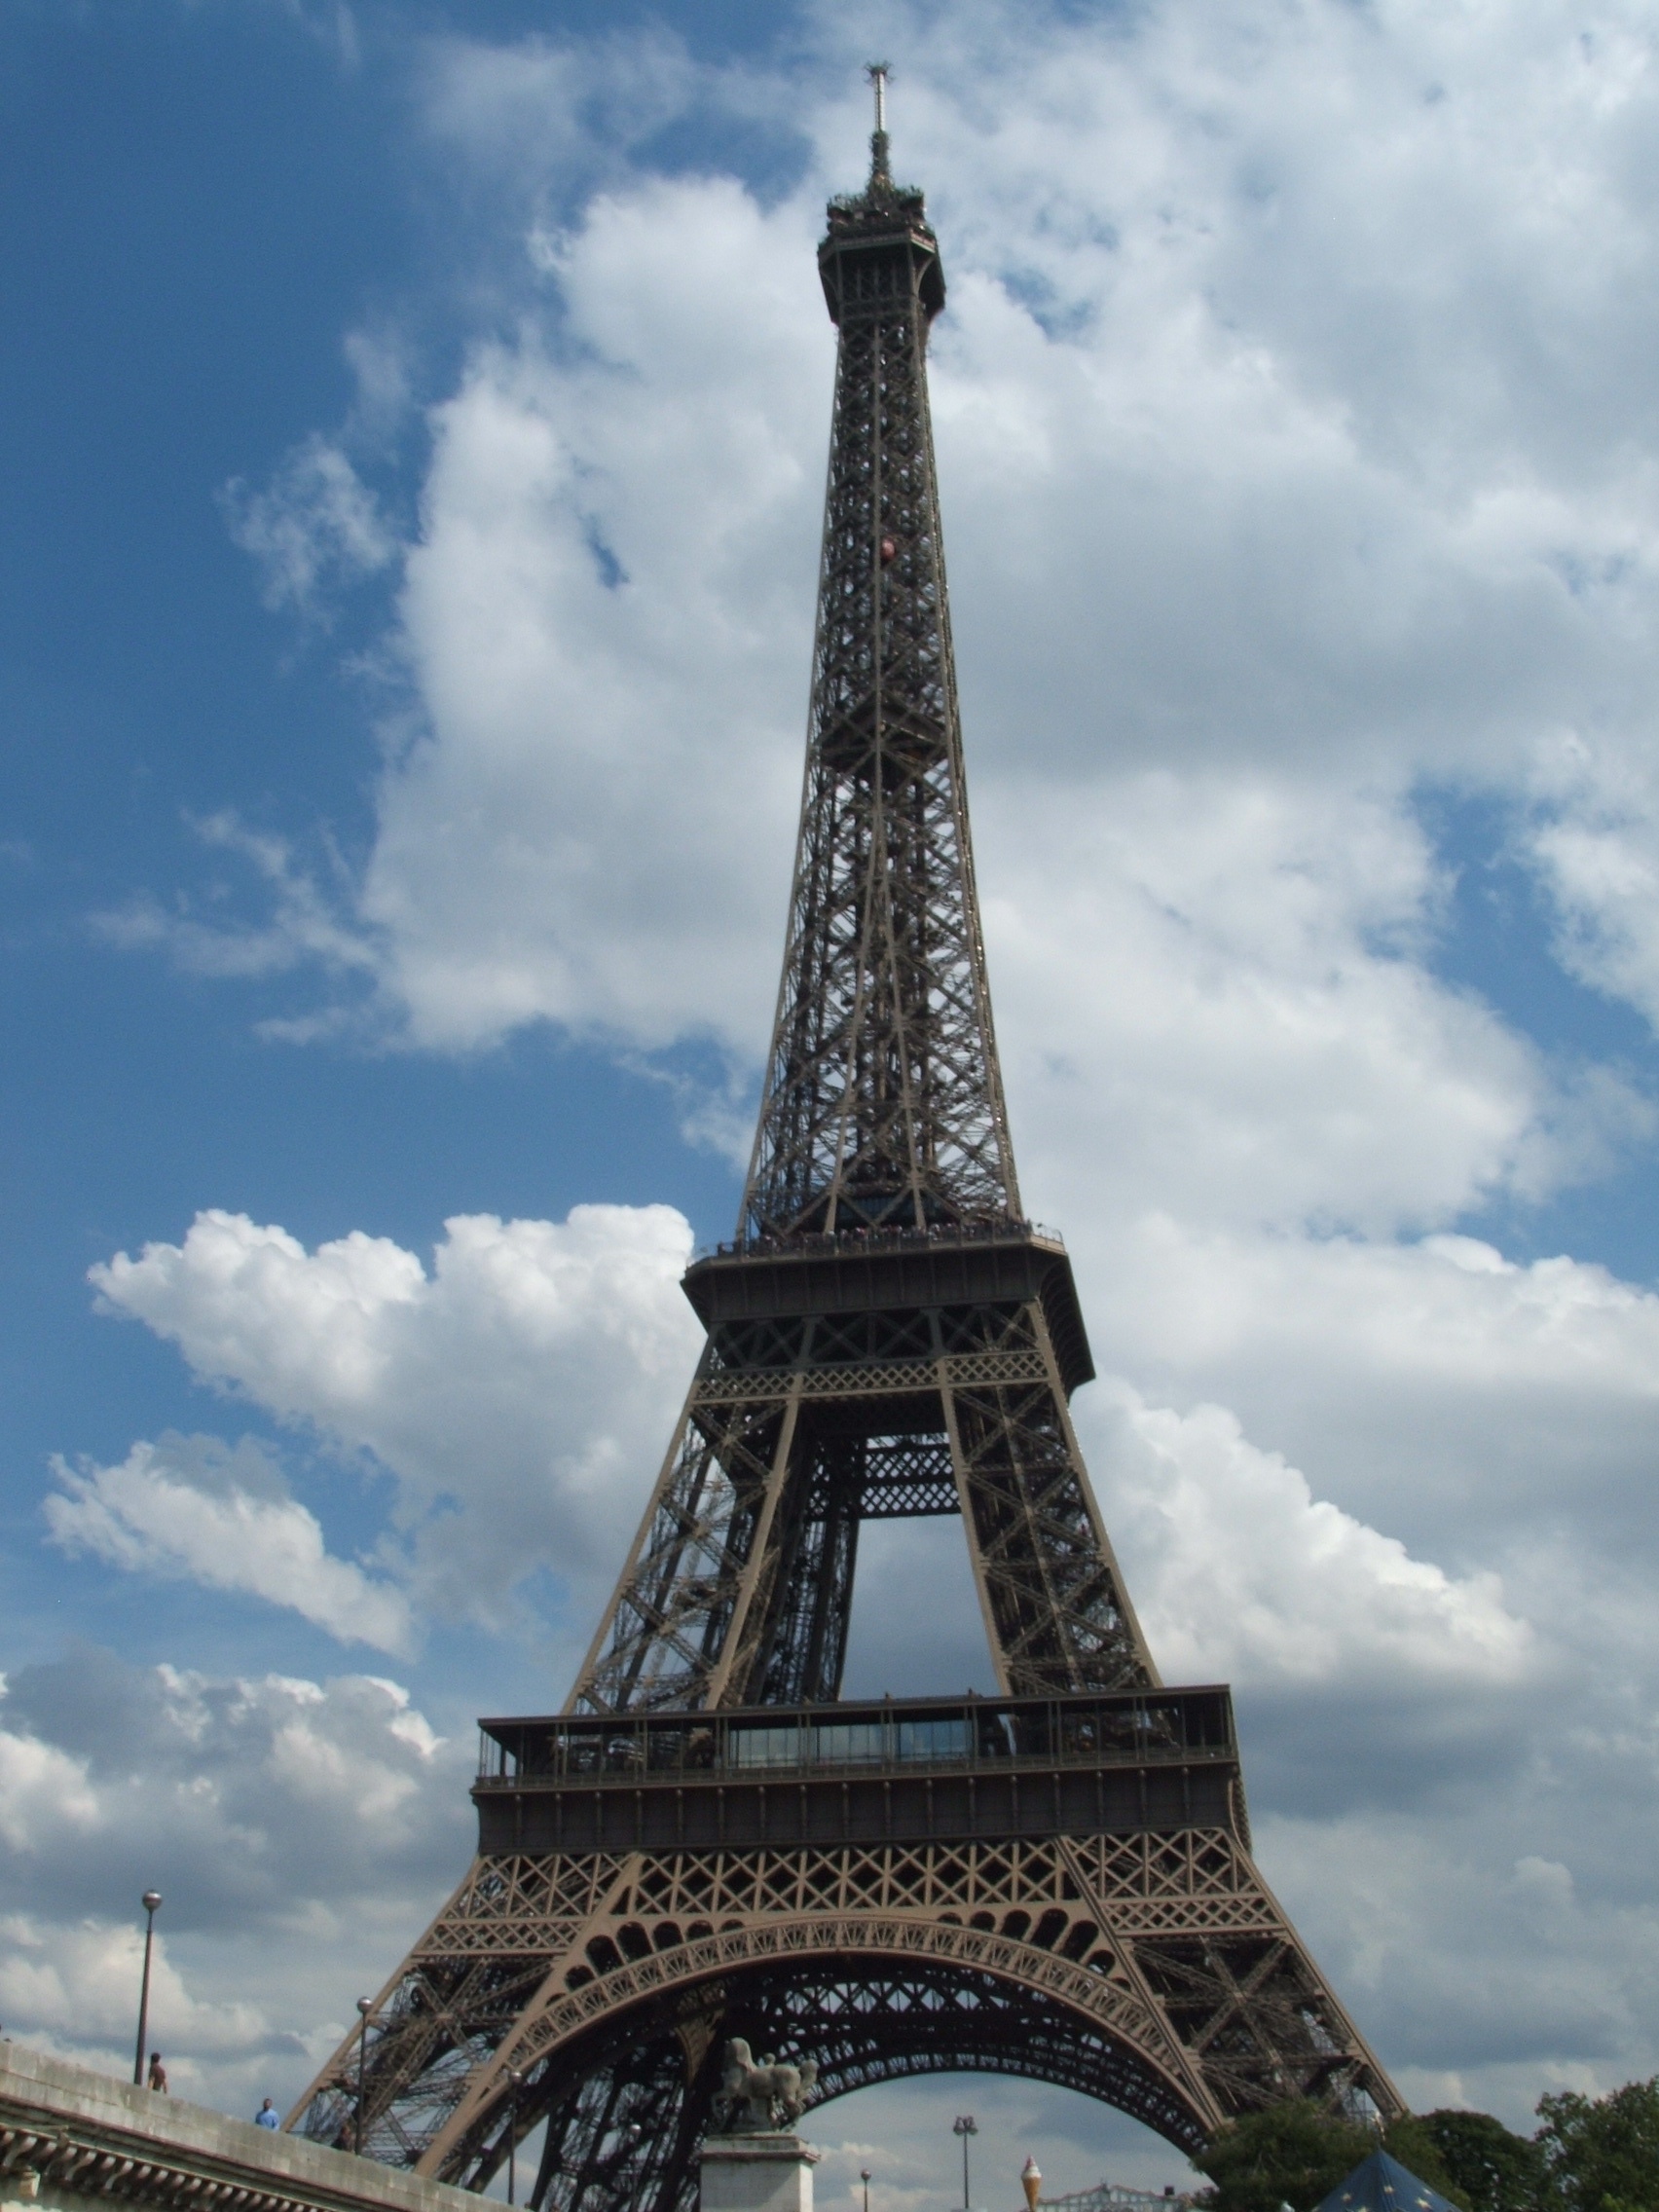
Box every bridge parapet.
[0,2045,475,2212]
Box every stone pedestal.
[700,2134,821,2212]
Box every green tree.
[1381,2117,1474,2210]
[1194,2101,1378,2212]
[1406,2112,1539,2212]
[1535,2080,1659,2212]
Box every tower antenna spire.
[866,59,892,186]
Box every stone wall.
[0,2045,476,2212]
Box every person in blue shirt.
[255,2100,279,2130]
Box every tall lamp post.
[953,2116,977,2212]
[132,1892,162,2086]
[505,2069,525,2206]
[861,2169,872,2212]
[354,1999,374,2156]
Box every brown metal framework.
[290,86,1402,2212]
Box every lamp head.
[141,1892,163,1913]
[356,1998,374,2018]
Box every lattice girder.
[290,1824,1397,2207]
[743,162,1014,1240]
[571,1293,1152,1714]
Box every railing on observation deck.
[693,1219,1066,1265]
[475,1688,1235,1790]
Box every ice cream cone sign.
[1021,2159,1042,2212]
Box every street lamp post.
[132,1892,163,2086]
[861,2169,872,2212]
[505,2069,525,2206]
[355,1999,374,2157]
[953,2116,977,2212]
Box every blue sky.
[9,0,1659,2201]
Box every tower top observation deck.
[819,64,945,326]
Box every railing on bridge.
[1040,2185,1198,2212]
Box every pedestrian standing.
[255,2100,279,2130]
[147,2053,168,2093]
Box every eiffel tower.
[290,71,1403,2211]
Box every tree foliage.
[1412,2110,1544,2212]
[1194,2083,1659,2212]
[1194,2101,1379,2212]
[1381,2118,1474,2209]
[1535,2080,1659,2212]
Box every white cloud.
[89,1202,703,1628]
[982,773,1567,1241]
[316,0,1659,1068]
[0,1731,100,1854]
[0,1653,466,2106]
[1064,1222,1659,1571]
[93,812,377,998]
[1092,1385,1532,1694]
[222,432,394,615]
[0,1914,271,2064]
[1525,727,1659,1031]
[358,174,821,1053]
[0,1657,459,1912]
[1258,1807,1659,2125]
[130,0,1659,1147]
[45,1433,415,1656]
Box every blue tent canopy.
[1312,2151,1458,2212]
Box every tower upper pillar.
[745,77,1014,1239]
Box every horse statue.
[714,2038,819,2132]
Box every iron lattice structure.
[290,87,1402,2212]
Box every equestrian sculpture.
[714,2042,818,2134]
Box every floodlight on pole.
[354,1999,374,2157]
[132,1892,163,2087]
[953,2116,977,2212]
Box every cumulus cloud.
[0,1728,100,1855]
[982,774,1566,1240]
[141,0,1659,1071]
[1094,1386,1532,1695]
[0,1650,465,2105]
[0,1915,273,2066]
[1065,1224,1659,1570]
[356,174,821,1053]
[0,1653,459,1915]
[1525,729,1659,1032]
[45,1432,415,1656]
[1261,1805,1659,2123]
[89,1202,703,1628]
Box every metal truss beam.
[290,1825,1399,2205]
